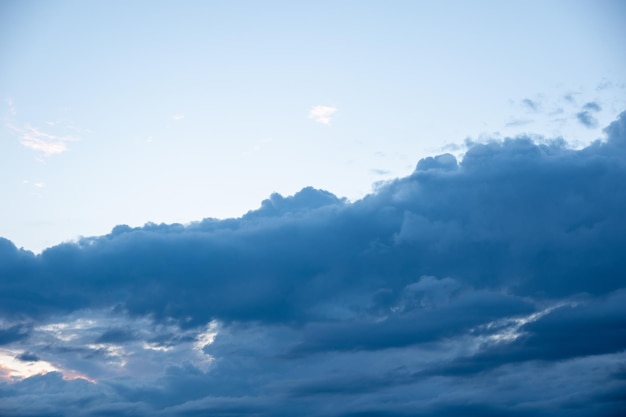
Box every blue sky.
[1,1,626,416]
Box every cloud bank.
[1,112,625,416]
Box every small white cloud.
[13,126,76,156]
[172,114,185,121]
[308,105,337,125]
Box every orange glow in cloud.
[0,348,95,384]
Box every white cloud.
[0,348,59,381]
[172,113,185,121]
[20,127,75,156]
[308,105,337,125]
[10,125,77,156]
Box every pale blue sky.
[1,0,625,252]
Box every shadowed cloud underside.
[0,112,625,416]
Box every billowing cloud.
[1,112,625,416]
[308,105,337,124]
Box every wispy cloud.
[369,168,390,176]
[10,125,77,156]
[6,99,16,117]
[308,105,337,125]
[23,180,44,188]
[4,102,80,157]
[172,113,185,121]
[521,98,539,112]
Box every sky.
[0,1,626,416]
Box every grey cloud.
[0,323,32,345]
[0,112,625,416]
[95,328,137,344]
[288,286,533,357]
[583,101,601,112]
[576,101,602,128]
[522,98,539,111]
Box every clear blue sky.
[1,0,625,252]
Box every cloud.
[0,112,625,416]
[576,101,602,128]
[430,290,626,377]
[16,352,39,362]
[521,98,539,111]
[3,102,79,156]
[370,168,391,175]
[582,101,602,112]
[9,125,77,156]
[308,105,337,124]
[172,113,185,121]
[0,323,32,346]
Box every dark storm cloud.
[427,290,626,377]
[1,112,625,417]
[1,114,626,325]
[288,289,532,356]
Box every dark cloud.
[15,352,39,362]
[0,322,31,345]
[583,101,602,112]
[425,290,626,377]
[576,101,602,128]
[288,288,532,356]
[5,120,622,325]
[0,112,625,416]
[95,328,137,344]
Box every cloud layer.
[1,112,625,416]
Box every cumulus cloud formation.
[1,112,626,416]
[308,105,337,124]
